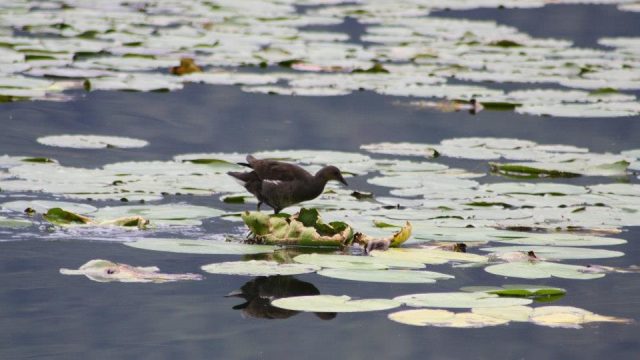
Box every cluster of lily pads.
[1,0,639,117]
[2,134,638,328]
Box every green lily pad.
[201,260,319,276]
[484,261,605,280]
[271,295,401,313]
[44,207,92,225]
[37,135,149,149]
[461,285,566,300]
[241,210,353,247]
[393,292,532,308]
[317,268,453,283]
[125,238,276,255]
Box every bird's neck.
[310,175,329,196]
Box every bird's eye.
[106,268,116,274]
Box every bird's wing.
[251,160,311,182]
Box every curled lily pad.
[529,306,632,329]
[60,259,203,283]
[93,204,222,226]
[242,210,353,247]
[37,135,149,149]
[484,261,605,280]
[388,309,510,328]
[125,238,276,255]
[43,208,148,228]
[271,295,401,313]
[394,292,532,308]
[201,260,319,276]
[317,268,453,283]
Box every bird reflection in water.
[227,276,336,320]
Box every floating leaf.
[388,309,510,328]
[317,268,453,283]
[93,204,223,226]
[484,261,605,280]
[481,245,624,260]
[0,216,31,228]
[294,253,425,270]
[37,135,149,149]
[370,248,488,265]
[201,260,319,276]
[125,238,276,255]
[528,306,632,329]
[394,292,532,308]
[1,200,97,214]
[60,259,203,283]
[462,285,566,300]
[44,207,92,225]
[271,295,401,313]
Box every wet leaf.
[60,259,203,283]
[294,253,425,270]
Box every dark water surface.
[1,4,640,360]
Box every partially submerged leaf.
[60,259,203,283]
[528,306,632,329]
[370,248,488,265]
[271,295,401,313]
[44,207,92,225]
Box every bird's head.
[316,166,348,186]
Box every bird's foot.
[366,238,391,253]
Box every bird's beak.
[338,175,348,186]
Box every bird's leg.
[256,201,262,211]
[273,208,280,215]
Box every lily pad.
[484,261,605,280]
[60,259,203,283]
[370,248,488,265]
[1,200,97,214]
[393,292,532,308]
[461,285,566,300]
[93,204,223,226]
[37,135,149,149]
[201,260,319,276]
[293,253,425,270]
[388,309,510,328]
[124,238,276,255]
[481,245,624,260]
[271,295,401,313]
[317,268,453,283]
[529,306,632,329]
[0,216,31,228]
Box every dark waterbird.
[227,155,348,214]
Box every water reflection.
[227,276,336,320]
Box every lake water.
[1,3,640,359]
